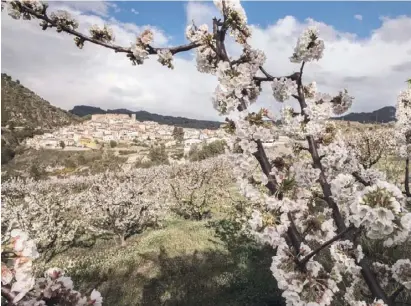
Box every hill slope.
[70,105,223,130]
[1,73,81,129]
[1,73,81,164]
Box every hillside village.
[25,113,230,154]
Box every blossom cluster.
[289,26,325,63]
[395,87,411,158]
[213,48,265,114]
[130,29,153,65]
[186,23,219,74]
[50,10,79,32]
[213,0,251,44]
[89,24,115,43]
[5,0,44,20]
[1,230,102,305]
[349,180,411,246]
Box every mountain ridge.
[70,105,224,130]
[70,104,397,126]
[333,106,396,123]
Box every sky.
[2,1,411,121]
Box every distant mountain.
[68,105,106,117]
[333,106,396,123]
[70,105,223,130]
[1,73,81,164]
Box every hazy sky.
[2,1,411,121]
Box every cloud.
[2,2,411,122]
[48,1,111,17]
[185,1,219,28]
[108,3,121,14]
[354,14,363,21]
[131,8,139,15]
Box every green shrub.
[148,144,169,165]
[110,140,117,148]
[64,158,77,169]
[30,164,45,180]
[188,140,226,162]
[1,146,15,165]
[172,126,184,142]
[77,154,87,165]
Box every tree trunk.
[117,234,126,247]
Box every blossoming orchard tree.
[2,177,86,260]
[168,156,235,220]
[73,167,171,246]
[2,0,411,305]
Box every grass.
[44,217,284,306]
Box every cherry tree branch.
[254,71,300,86]
[405,157,410,197]
[251,140,303,251]
[1,286,16,305]
[11,1,200,56]
[294,61,391,304]
[352,171,371,187]
[298,225,354,266]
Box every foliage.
[148,143,169,165]
[29,164,45,180]
[172,126,184,142]
[59,140,65,149]
[109,140,117,148]
[1,145,16,165]
[64,157,77,169]
[188,139,227,161]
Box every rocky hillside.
[1,73,80,129]
[1,73,81,164]
[70,105,223,130]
